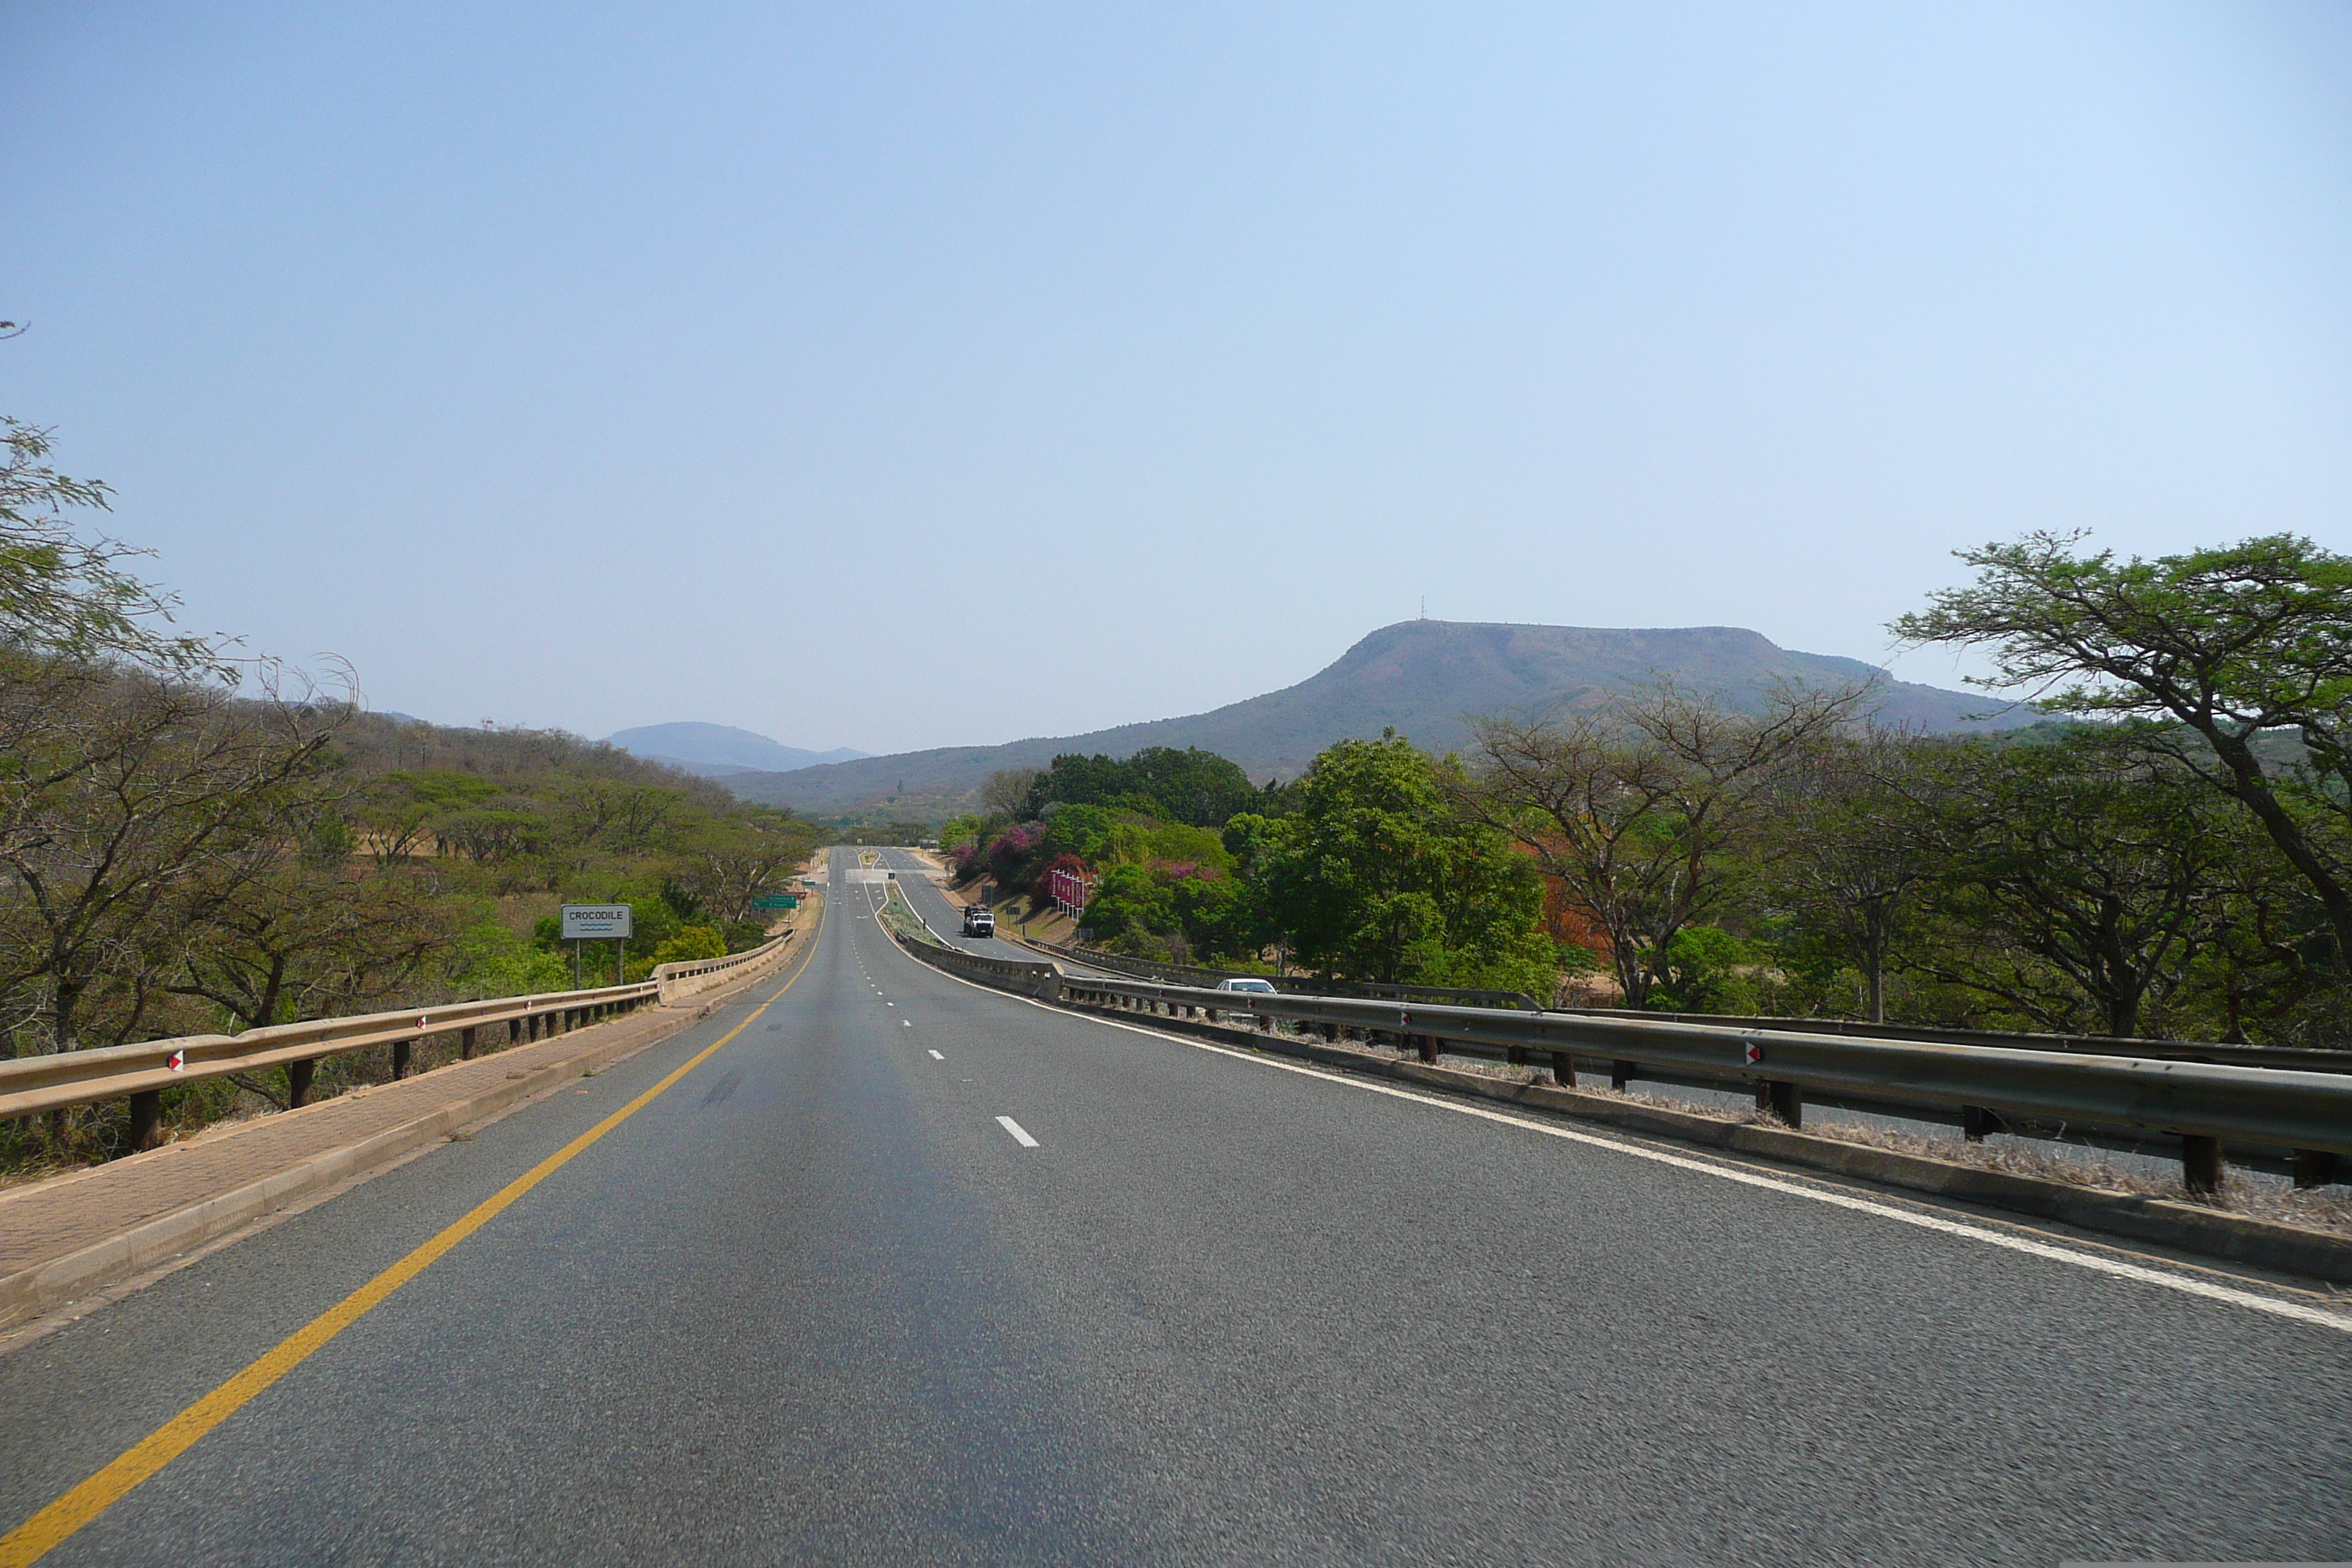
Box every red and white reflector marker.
[416,1015,431,1030]
[165,1049,186,1072]
[1743,1039,1764,1065]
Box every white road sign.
[561,903,633,939]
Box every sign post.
[562,904,633,991]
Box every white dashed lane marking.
[995,1116,1039,1148]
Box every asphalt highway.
[2,844,2348,1565]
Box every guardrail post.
[1550,1051,1576,1088]
[1756,1079,1801,1128]
[2293,1149,2340,1190]
[1417,1034,1438,1064]
[1962,1105,2004,1142]
[128,1089,162,1151]
[461,1025,478,1060]
[2181,1134,2224,1196]
[1506,1046,1529,1070]
[288,1059,314,1108]
[1610,1060,1635,1090]
[391,1039,412,1080]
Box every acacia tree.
[168,853,454,1033]
[1465,682,1864,1007]
[0,418,219,676]
[1760,729,1945,1022]
[1893,532,2352,969]
[551,775,683,860]
[0,666,339,1052]
[1906,732,2229,1039]
[2171,809,2338,1044]
[668,808,820,928]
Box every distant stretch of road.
[1,844,2345,1564]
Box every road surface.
[1,844,2345,1564]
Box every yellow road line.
[0,932,819,1567]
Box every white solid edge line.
[858,870,2348,1333]
[996,1115,1040,1147]
[867,902,2352,1341]
[1049,1008,2352,1335]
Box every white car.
[1212,976,1278,1022]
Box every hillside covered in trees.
[0,417,820,1169]
[945,535,2352,1052]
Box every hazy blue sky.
[6,4,2348,754]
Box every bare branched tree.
[0,657,342,1053]
[978,767,1041,822]
[1463,681,1868,1007]
[167,852,455,1033]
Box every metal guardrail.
[1026,939,2349,1073]
[1554,1006,2352,1076]
[1022,939,1544,1010]
[0,927,804,1149]
[944,961,2351,1193]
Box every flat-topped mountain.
[724,620,2026,815]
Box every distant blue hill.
[605,723,869,778]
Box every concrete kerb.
[0,902,820,1332]
[1021,982,2352,1287]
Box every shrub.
[651,925,728,966]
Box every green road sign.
[751,894,798,911]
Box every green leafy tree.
[0,418,220,675]
[1907,732,2230,1038]
[1254,731,1551,991]
[1079,863,1176,946]
[1647,925,1754,1013]
[1894,532,2352,970]
[1022,747,1259,827]
[1760,730,1945,1022]
[650,926,727,965]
